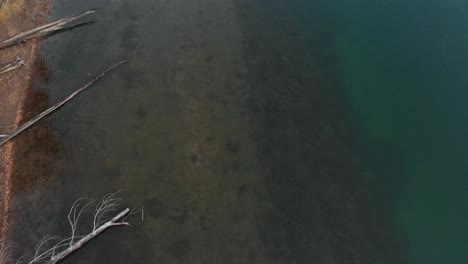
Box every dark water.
[326,1,468,263]
[5,0,468,263]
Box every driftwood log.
[2,192,140,264]
[0,10,94,49]
[0,60,125,147]
[0,57,24,75]
[48,208,130,264]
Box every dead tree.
[0,191,142,264]
[0,10,95,49]
[0,60,125,147]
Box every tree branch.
[11,192,136,264]
[47,208,130,264]
[0,57,25,75]
[0,241,15,264]
[0,60,125,147]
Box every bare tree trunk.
[0,60,125,147]
[10,192,139,264]
[0,10,95,49]
[0,57,24,75]
[47,208,130,264]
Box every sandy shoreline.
[0,0,52,246]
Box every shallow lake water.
[4,0,468,263]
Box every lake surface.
[4,0,468,263]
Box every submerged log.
[0,10,95,49]
[0,57,24,75]
[0,60,125,147]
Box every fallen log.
[0,60,125,147]
[11,192,140,264]
[0,10,95,49]
[48,208,130,264]
[0,57,24,75]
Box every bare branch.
[48,208,130,264]
[0,241,16,264]
[122,207,143,223]
[67,198,94,247]
[33,237,56,260]
[25,236,80,264]
[8,192,138,264]
[93,191,123,230]
[0,60,125,147]
[0,57,25,75]
[110,222,130,227]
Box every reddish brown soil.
[0,0,52,247]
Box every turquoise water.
[293,0,468,263]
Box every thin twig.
[0,241,15,264]
[68,198,95,247]
[0,60,125,147]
